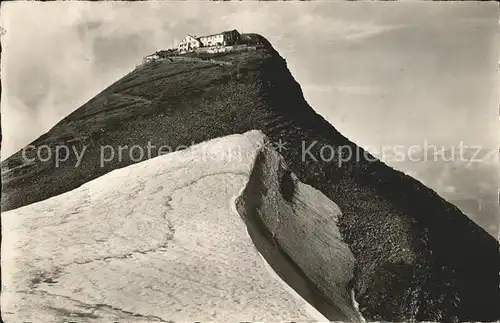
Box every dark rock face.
[2,34,499,322]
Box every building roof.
[197,29,239,39]
[176,30,239,46]
[222,29,239,35]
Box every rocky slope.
[3,131,360,322]
[2,33,499,321]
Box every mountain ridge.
[2,33,499,322]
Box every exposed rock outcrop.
[236,140,362,321]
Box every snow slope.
[2,130,359,322]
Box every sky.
[1,1,499,160]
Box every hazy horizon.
[1,1,498,161]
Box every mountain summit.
[2,33,499,322]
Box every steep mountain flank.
[2,34,499,322]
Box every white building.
[177,30,240,53]
[177,35,202,52]
[198,33,224,47]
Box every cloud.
[342,24,404,41]
[295,11,406,42]
[1,1,497,160]
[304,84,381,96]
[442,185,457,194]
[0,96,40,159]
